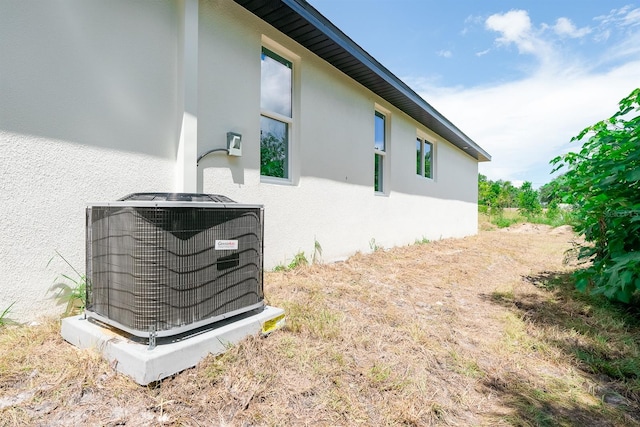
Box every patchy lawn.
[2,223,640,426]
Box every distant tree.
[545,199,561,221]
[498,180,518,209]
[538,174,571,205]
[550,88,640,303]
[538,180,555,205]
[478,175,527,214]
[478,174,492,205]
[517,181,542,217]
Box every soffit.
[233,0,491,162]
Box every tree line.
[478,175,544,218]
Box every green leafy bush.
[545,200,560,221]
[288,251,309,269]
[551,88,640,303]
[274,251,309,272]
[493,216,520,228]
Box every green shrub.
[288,251,309,269]
[47,251,86,317]
[551,88,640,303]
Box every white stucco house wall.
[0,0,490,322]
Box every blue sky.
[309,0,640,187]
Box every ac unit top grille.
[119,192,235,203]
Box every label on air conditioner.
[215,240,238,250]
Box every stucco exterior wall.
[197,1,479,267]
[0,0,480,322]
[0,0,179,320]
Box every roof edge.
[234,0,491,162]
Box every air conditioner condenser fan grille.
[86,198,264,338]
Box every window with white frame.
[416,137,433,179]
[374,111,386,192]
[260,47,292,179]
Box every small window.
[374,111,386,192]
[260,47,292,179]
[416,137,433,179]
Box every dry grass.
[2,223,640,426]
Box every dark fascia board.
[233,0,491,162]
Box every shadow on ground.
[482,271,640,426]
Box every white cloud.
[464,14,484,25]
[485,10,534,52]
[400,8,640,186]
[552,17,591,38]
[411,57,640,186]
[414,8,639,185]
[437,49,452,58]
[596,29,640,63]
[484,10,554,64]
[594,28,611,42]
[462,14,484,35]
[623,8,640,27]
[593,6,640,41]
[595,6,640,29]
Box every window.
[374,111,386,192]
[416,137,433,179]
[260,47,292,179]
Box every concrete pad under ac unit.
[61,306,285,385]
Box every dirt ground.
[1,222,638,426]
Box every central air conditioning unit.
[85,193,264,344]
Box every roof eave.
[233,0,491,162]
